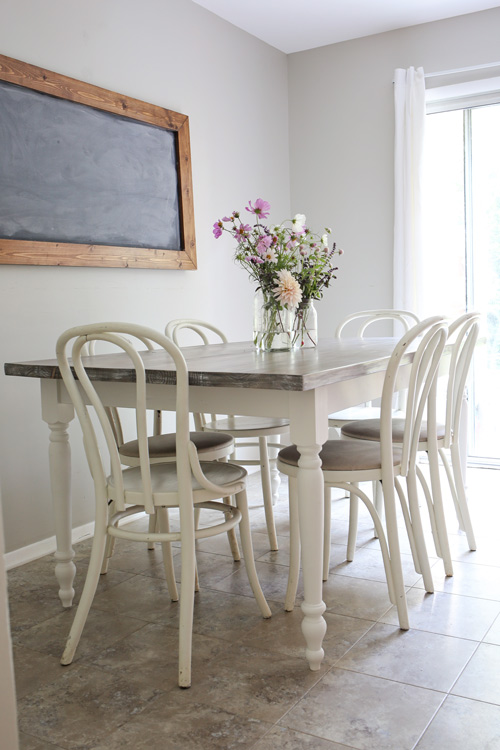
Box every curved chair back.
[336,309,420,338]
[165,319,228,346]
[82,334,161,447]
[443,312,480,450]
[57,323,191,515]
[165,319,229,427]
[379,317,448,481]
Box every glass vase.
[292,299,318,348]
[253,289,294,352]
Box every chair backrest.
[165,319,228,427]
[82,334,162,447]
[165,319,228,346]
[56,323,191,515]
[443,312,480,449]
[336,309,420,338]
[336,309,421,412]
[379,317,448,481]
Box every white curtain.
[393,67,426,314]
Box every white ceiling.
[192,0,500,53]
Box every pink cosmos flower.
[245,198,271,219]
[234,224,252,240]
[256,235,273,254]
[213,221,223,239]
[273,269,302,309]
[245,255,264,264]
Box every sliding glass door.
[423,102,500,464]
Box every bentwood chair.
[57,323,271,688]
[341,312,480,573]
[165,319,290,551]
[328,310,421,428]
[84,337,239,562]
[278,317,447,628]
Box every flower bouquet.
[213,199,342,350]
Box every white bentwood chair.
[341,312,480,572]
[328,310,421,428]
[57,323,271,688]
[278,317,448,628]
[84,336,239,562]
[165,319,290,551]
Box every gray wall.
[0,0,290,553]
[2,1,500,554]
[288,7,500,330]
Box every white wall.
[0,0,290,552]
[287,6,500,331]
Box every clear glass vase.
[253,289,294,352]
[292,299,318,348]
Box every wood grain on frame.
[0,54,197,270]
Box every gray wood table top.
[4,337,405,392]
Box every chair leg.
[323,485,331,581]
[450,443,476,550]
[259,436,279,551]
[346,483,359,561]
[178,501,196,689]
[157,507,179,602]
[147,512,157,550]
[220,457,241,561]
[381,478,410,630]
[426,449,453,576]
[61,506,108,665]
[100,500,116,574]
[406,471,434,593]
[286,477,300,610]
[373,480,383,538]
[235,489,272,618]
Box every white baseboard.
[4,512,147,571]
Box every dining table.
[4,335,411,672]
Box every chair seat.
[109,460,247,498]
[341,418,446,444]
[278,440,403,472]
[119,430,234,459]
[329,405,383,423]
[204,416,289,437]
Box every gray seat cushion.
[119,430,233,459]
[340,418,445,443]
[278,440,402,472]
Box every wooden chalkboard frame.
[0,54,197,270]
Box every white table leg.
[41,381,76,608]
[290,390,329,671]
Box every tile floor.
[7,466,500,749]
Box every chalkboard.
[0,55,196,270]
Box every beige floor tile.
[19,733,65,750]
[281,668,444,750]
[251,725,353,749]
[414,559,500,600]
[415,694,500,749]
[327,546,424,586]
[244,607,375,665]
[182,642,324,724]
[451,642,500,705]
[13,607,147,662]
[379,587,500,640]
[88,690,272,749]
[208,558,295,604]
[484,613,500,645]
[90,622,228,691]
[336,622,477,691]
[322,573,394,621]
[13,646,65,700]
[17,662,163,748]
